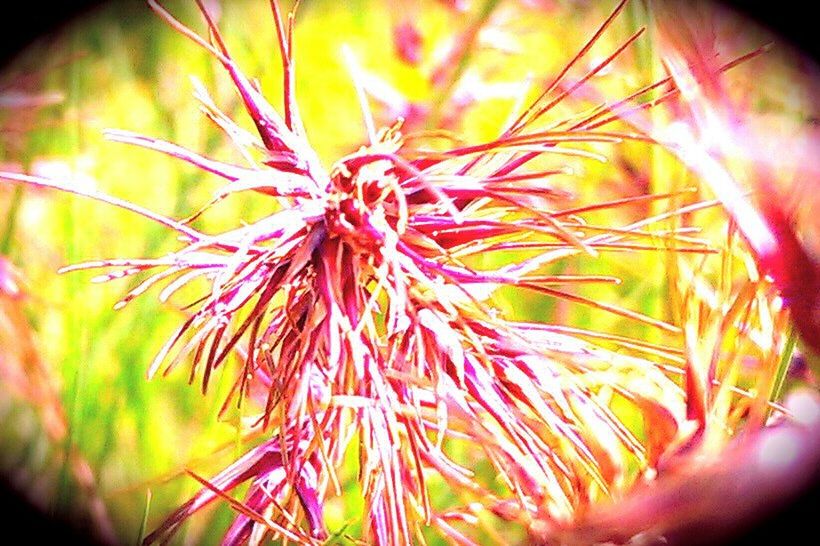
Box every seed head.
[1,1,809,544]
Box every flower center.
[324,157,401,253]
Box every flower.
[1,0,808,544]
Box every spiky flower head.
[2,0,815,544]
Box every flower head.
[1,0,810,544]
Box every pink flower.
[1,1,806,544]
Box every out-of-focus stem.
[0,184,22,255]
[531,389,820,546]
[426,0,501,128]
[769,328,798,417]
